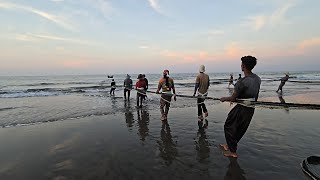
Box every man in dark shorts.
[136,74,147,108]
[193,65,210,123]
[110,79,116,95]
[276,73,289,93]
[156,70,176,121]
[124,74,133,100]
[220,55,261,158]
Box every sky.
[0,0,320,75]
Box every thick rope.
[95,85,320,110]
[145,90,320,110]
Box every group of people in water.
[107,55,290,158]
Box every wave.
[1,78,320,98]
[0,107,18,111]
[1,110,115,128]
[11,81,95,87]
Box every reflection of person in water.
[195,129,210,163]
[224,158,246,180]
[124,101,134,129]
[158,121,178,166]
[278,94,289,113]
[137,110,150,142]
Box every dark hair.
[241,56,257,70]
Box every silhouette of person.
[157,121,178,166]
[278,93,289,113]
[224,158,247,180]
[124,101,134,129]
[137,109,150,142]
[195,129,210,163]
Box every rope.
[146,90,320,110]
[146,90,209,105]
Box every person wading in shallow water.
[123,74,133,100]
[136,74,147,108]
[110,79,116,95]
[276,73,289,93]
[228,74,234,88]
[193,65,210,128]
[220,55,261,158]
[156,70,176,121]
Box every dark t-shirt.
[124,78,133,89]
[234,73,261,101]
[144,78,149,89]
[281,76,289,84]
[111,81,116,88]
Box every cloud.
[86,0,113,19]
[161,50,212,63]
[148,0,165,15]
[50,0,64,2]
[13,33,92,45]
[14,34,39,42]
[243,2,295,31]
[0,2,75,31]
[139,46,150,49]
[225,42,244,58]
[62,60,89,69]
[246,15,267,31]
[298,38,320,50]
[208,30,225,36]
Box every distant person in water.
[193,65,210,126]
[136,74,147,108]
[156,70,176,121]
[110,79,116,95]
[276,73,289,93]
[228,74,234,88]
[142,74,148,100]
[220,55,261,158]
[124,74,133,100]
[238,74,242,80]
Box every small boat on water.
[108,75,113,78]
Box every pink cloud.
[298,37,320,50]
[161,43,246,64]
[62,60,89,69]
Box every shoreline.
[0,99,319,179]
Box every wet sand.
[0,93,319,180]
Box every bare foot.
[223,150,238,158]
[220,144,229,151]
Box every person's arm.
[156,81,161,94]
[146,79,149,89]
[193,84,199,96]
[172,87,176,101]
[135,82,138,90]
[172,79,176,101]
[220,91,238,102]
[193,76,200,96]
[221,80,242,102]
[129,80,132,89]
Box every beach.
[0,72,320,179]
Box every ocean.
[1,71,319,127]
[0,71,320,179]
